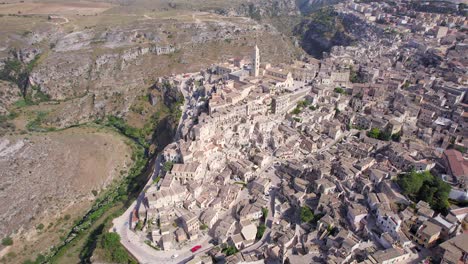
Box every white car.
[171,254,179,259]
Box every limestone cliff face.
[222,0,347,18]
[153,80,183,108]
[296,0,345,14]
[0,15,296,128]
[233,0,300,18]
[294,10,385,58]
[0,81,21,115]
[294,8,347,58]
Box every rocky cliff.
[296,0,345,14]
[294,7,386,58]
[0,12,297,128]
[0,2,303,263]
[232,0,300,18]
[214,0,343,18]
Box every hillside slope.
[0,1,302,263]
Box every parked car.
[191,245,202,253]
[171,254,179,259]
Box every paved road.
[111,73,216,263]
[111,75,308,262]
[241,162,281,253]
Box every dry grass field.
[0,1,113,15]
[0,1,301,262]
[0,126,133,263]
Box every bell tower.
[252,45,260,77]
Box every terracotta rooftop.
[444,149,468,178]
[451,207,468,216]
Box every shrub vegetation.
[1,236,13,246]
[397,170,451,213]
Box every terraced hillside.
[0,1,303,263]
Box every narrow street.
[111,74,212,264]
[111,75,353,263]
[241,162,281,254]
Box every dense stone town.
[116,1,468,263]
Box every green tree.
[35,254,46,263]
[297,100,309,108]
[163,161,174,172]
[454,145,466,154]
[248,4,261,20]
[402,80,411,89]
[397,171,451,213]
[106,116,147,146]
[101,232,120,249]
[378,130,391,141]
[291,107,301,115]
[334,87,345,94]
[349,66,361,83]
[0,55,41,95]
[261,207,269,220]
[300,206,314,223]
[391,133,401,142]
[153,175,161,184]
[100,232,134,263]
[425,177,451,213]
[256,224,266,239]
[367,128,380,139]
[222,245,239,256]
[418,184,437,204]
[1,236,13,246]
[397,171,430,196]
[135,220,143,231]
[112,247,130,263]
[0,58,22,82]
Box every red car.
[190,245,202,253]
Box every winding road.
[111,73,214,264]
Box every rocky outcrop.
[14,48,42,64]
[153,79,183,107]
[0,129,132,252]
[238,0,300,17]
[0,14,296,128]
[294,7,348,58]
[217,0,345,18]
[294,9,386,58]
[29,52,93,100]
[0,81,21,115]
[296,0,345,14]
